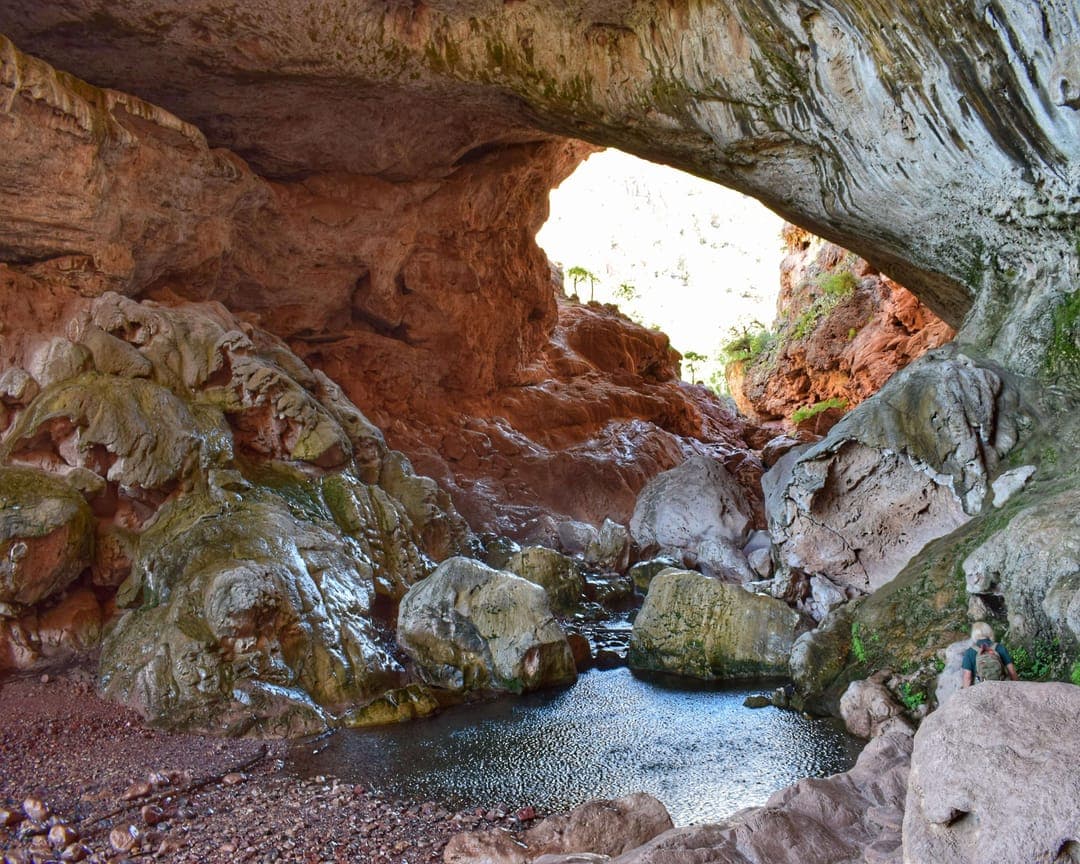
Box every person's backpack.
[975,642,1006,682]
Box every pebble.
[0,808,20,827]
[21,798,48,823]
[122,781,153,801]
[60,843,90,862]
[141,805,165,826]
[109,825,138,853]
[48,823,79,847]
[222,772,245,786]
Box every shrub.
[722,322,773,364]
[851,622,867,664]
[791,397,848,425]
[819,270,858,297]
[1011,636,1066,680]
[1071,659,1080,687]
[898,682,926,711]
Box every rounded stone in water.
[292,668,863,825]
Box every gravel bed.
[0,669,533,863]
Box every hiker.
[961,621,1019,687]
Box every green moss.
[1070,659,1080,687]
[1044,290,1080,381]
[851,621,867,664]
[819,271,858,297]
[1010,636,1067,681]
[898,681,926,711]
[791,398,848,424]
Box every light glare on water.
[292,668,863,826]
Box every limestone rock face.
[397,557,576,694]
[629,455,754,576]
[961,484,1080,648]
[0,286,471,732]
[764,350,1027,603]
[628,569,802,680]
[729,226,954,431]
[904,683,1080,864]
[444,793,673,864]
[0,467,93,613]
[100,490,410,737]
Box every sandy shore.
[0,668,533,864]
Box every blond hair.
[971,621,994,642]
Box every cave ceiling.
[2,0,1078,370]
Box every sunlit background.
[536,150,787,391]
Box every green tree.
[682,350,708,382]
[567,265,599,302]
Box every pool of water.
[291,668,863,826]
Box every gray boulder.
[765,351,1025,598]
[628,569,803,680]
[397,557,576,694]
[839,674,913,740]
[904,682,1080,864]
[444,793,672,864]
[629,455,753,560]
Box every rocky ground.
[0,668,534,864]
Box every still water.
[293,668,863,826]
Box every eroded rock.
[765,351,1027,602]
[0,467,93,613]
[397,557,576,694]
[444,793,672,864]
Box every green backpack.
[975,642,1006,682]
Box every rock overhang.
[3,0,1078,360]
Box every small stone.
[155,837,185,857]
[29,835,51,855]
[22,798,49,823]
[60,843,90,862]
[743,694,772,709]
[109,825,138,853]
[122,780,153,801]
[4,849,29,864]
[141,805,165,826]
[219,842,238,854]
[222,773,245,786]
[39,674,50,684]
[515,806,537,821]
[0,808,21,827]
[48,823,78,847]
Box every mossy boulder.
[397,557,576,694]
[0,466,93,612]
[503,545,586,612]
[99,486,412,736]
[628,569,805,680]
[340,683,441,727]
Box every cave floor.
[0,669,529,863]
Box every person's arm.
[1006,663,1019,681]
[962,669,973,688]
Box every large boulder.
[99,481,421,736]
[629,455,754,577]
[0,467,93,614]
[444,793,673,864]
[628,569,804,680]
[961,484,1080,648]
[904,682,1080,864]
[397,557,576,694]
[765,350,1025,600]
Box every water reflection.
[292,668,863,826]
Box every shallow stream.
[292,668,863,826]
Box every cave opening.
[536,148,786,392]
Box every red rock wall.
[1,36,760,544]
[727,226,955,434]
